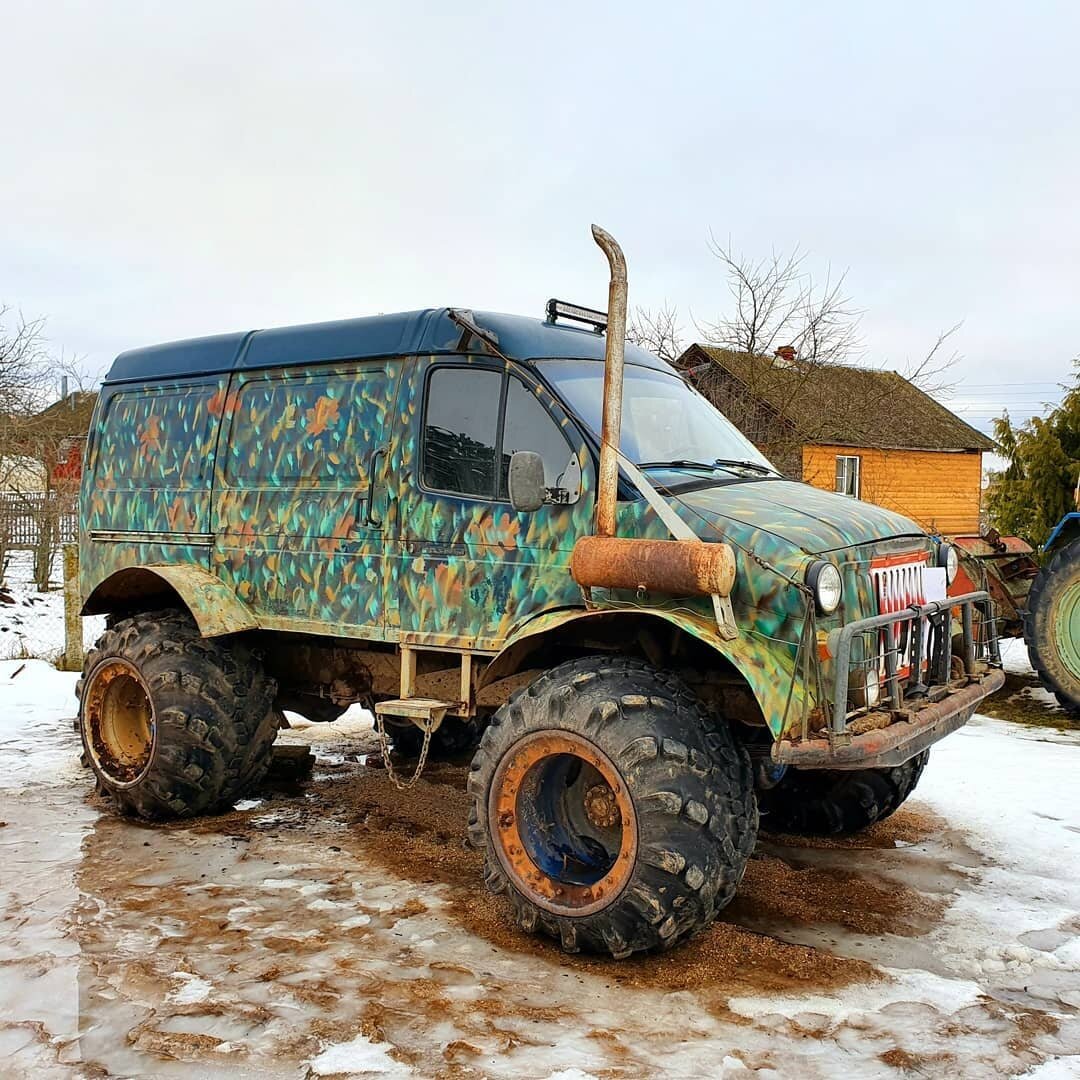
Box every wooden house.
[677,345,995,535]
[0,391,99,495]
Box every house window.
[835,455,861,497]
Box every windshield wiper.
[711,458,777,475]
[638,458,778,476]
[638,459,719,471]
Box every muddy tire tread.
[467,655,758,958]
[78,609,277,819]
[758,750,929,836]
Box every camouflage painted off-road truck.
[77,227,1004,958]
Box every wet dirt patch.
[207,758,885,998]
[8,722,1079,1079]
[979,672,1079,729]
[879,1046,953,1072]
[727,849,947,938]
[762,804,950,850]
[74,727,1074,1078]
[87,746,966,1008]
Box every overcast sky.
[3,1,1078,435]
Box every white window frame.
[835,454,861,497]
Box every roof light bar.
[545,299,607,333]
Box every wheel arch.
[81,564,259,638]
[479,607,800,738]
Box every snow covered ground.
[0,631,1078,1077]
[0,551,104,663]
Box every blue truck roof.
[104,308,666,385]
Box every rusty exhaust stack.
[571,226,738,632]
[591,224,627,538]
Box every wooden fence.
[0,492,78,550]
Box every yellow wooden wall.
[801,445,983,535]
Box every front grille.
[870,553,928,680]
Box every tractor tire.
[1024,536,1080,714]
[467,656,758,958]
[757,750,930,837]
[386,716,483,759]
[77,609,277,820]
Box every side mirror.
[508,451,546,512]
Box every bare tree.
[667,240,964,477]
[627,303,685,365]
[0,307,53,492]
[694,237,961,389]
[904,322,963,397]
[0,308,96,588]
[697,236,865,367]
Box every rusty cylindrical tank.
[571,536,736,597]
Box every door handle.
[365,446,388,527]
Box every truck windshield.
[537,359,777,475]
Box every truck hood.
[672,479,928,556]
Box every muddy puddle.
[2,709,1078,1078]
[230,750,941,998]
[979,670,1080,729]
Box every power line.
[954,384,1062,393]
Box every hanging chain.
[373,710,434,790]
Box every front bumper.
[771,667,1005,768]
[772,589,1002,769]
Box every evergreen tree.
[986,362,1080,548]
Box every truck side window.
[501,378,580,503]
[224,375,370,484]
[422,367,502,497]
[101,385,217,486]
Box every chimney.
[774,345,796,365]
[61,375,69,400]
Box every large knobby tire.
[757,750,930,837]
[1024,536,1080,714]
[467,656,758,957]
[228,707,286,802]
[77,610,278,819]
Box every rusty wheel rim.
[83,658,155,787]
[488,731,637,917]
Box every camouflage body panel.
[383,356,594,650]
[80,344,935,743]
[589,483,934,736]
[205,354,595,647]
[209,358,400,632]
[82,355,596,649]
[79,376,226,600]
[481,604,804,738]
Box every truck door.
[212,360,399,634]
[82,376,226,571]
[387,356,591,650]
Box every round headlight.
[806,560,843,614]
[939,543,959,585]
